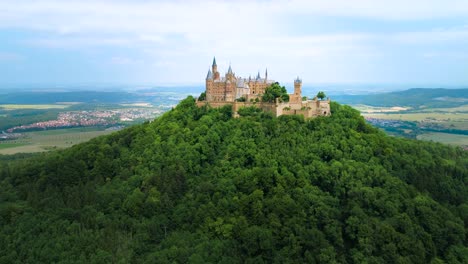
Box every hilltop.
[0,97,467,263]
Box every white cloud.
[2,0,468,35]
[31,36,133,48]
[282,0,468,20]
[393,26,468,44]
[0,0,467,84]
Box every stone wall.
[196,98,331,119]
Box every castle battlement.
[198,57,331,118]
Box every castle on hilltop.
[197,57,331,118]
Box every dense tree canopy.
[0,97,466,263]
[317,91,326,100]
[198,92,206,101]
[262,82,289,103]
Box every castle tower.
[226,64,234,81]
[212,57,217,73]
[294,76,302,96]
[264,68,268,83]
[206,68,214,101]
[212,57,220,80]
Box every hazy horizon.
[1,82,467,97]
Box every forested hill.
[0,97,467,263]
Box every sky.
[0,0,468,87]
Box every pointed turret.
[264,68,268,83]
[228,64,233,74]
[211,56,219,80]
[256,71,261,80]
[206,68,213,80]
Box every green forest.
[0,97,467,263]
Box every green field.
[361,109,468,130]
[355,102,468,146]
[0,128,118,155]
[419,105,468,113]
[0,104,71,110]
[353,104,410,113]
[29,127,105,136]
[363,112,468,121]
[417,132,468,146]
[0,142,28,150]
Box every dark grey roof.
[212,57,217,66]
[236,79,244,87]
[206,69,213,80]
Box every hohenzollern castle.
[197,57,331,118]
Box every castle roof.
[228,64,233,74]
[236,78,245,87]
[212,57,217,67]
[294,76,302,83]
[206,69,213,80]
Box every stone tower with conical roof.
[212,57,220,80]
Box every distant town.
[3,108,167,138]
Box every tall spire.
[206,68,213,80]
[228,63,232,74]
[256,71,261,80]
[265,68,268,79]
[212,57,217,67]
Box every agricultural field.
[362,112,468,122]
[417,132,468,146]
[0,142,28,150]
[356,103,468,147]
[418,105,468,113]
[0,127,118,155]
[353,105,410,113]
[362,111,468,130]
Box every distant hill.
[0,91,144,104]
[334,88,468,108]
[0,98,466,263]
[0,88,202,105]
